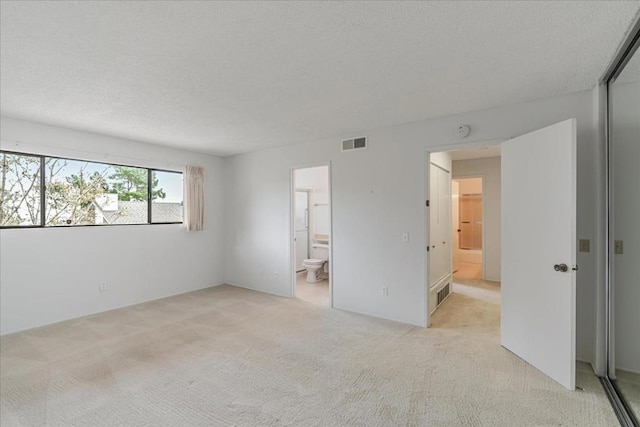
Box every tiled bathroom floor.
[295,271,329,306]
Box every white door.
[439,166,452,279]
[429,164,451,286]
[452,180,460,273]
[501,118,577,390]
[294,191,309,272]
[429,164,440,286]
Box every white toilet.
[303,243,329,283]
[302,259,326,283]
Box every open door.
[452,180,460,273]
[501,119,577,390]
[294,191,309,272]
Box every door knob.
[554,264,569,272]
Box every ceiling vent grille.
[342,136,367,151]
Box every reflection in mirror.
[609,41,639,419]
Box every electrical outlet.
[614,240,623,255]
[381,286,389,296]
[99,283,107,292]
[579,239,590,253]
[402,232,410,243]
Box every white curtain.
[184,165,205,231]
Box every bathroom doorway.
[291,164,331,306]
[452,177,484,281]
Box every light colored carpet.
[1,283,617,426]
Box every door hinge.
[426,200,430,207]
[426,246,430,252]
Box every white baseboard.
[1,282,226,336]
[332,303,425,328]
[576,358,596,374]
[224,282,291,299]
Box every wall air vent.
[437,282,450,306]
[342,136,367,151]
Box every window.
[45,159,149,226]
[151,170,183,223]
[0,152,42,227]
[0,150,183,228]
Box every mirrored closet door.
[607,22,639,425]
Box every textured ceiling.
[1,1,639,156]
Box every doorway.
[427,119,578,390]
[291,165,331,306]
[428,148,501,318]
[452,177,484,281]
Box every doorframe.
[294,188,311,273]
[289,162,333,307]
[451,174,487,281]
[425,139,507,327]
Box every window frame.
[149,168,185,225]
[0,150,44,228]
[0,149,184,229]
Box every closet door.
[429,164,441,286]
[429,164,451,286]
[608,42,640,421]
[438,167,451,279]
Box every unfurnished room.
[1,1,639,426]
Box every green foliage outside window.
[0,152,177,227]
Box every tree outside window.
[0,152,180,227]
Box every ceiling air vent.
[342,136,367,151]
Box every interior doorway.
[427,119,578,390]
[452,177,484,281]
[291,165,331,306]
[428,147,501,318]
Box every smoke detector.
[457,125,471,138]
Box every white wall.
[0,117,226,335]
[224,90,599,363]
[453,158,501,281]
[610,81,640,374]
[457,177,483,194]
[592,84,608,376]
